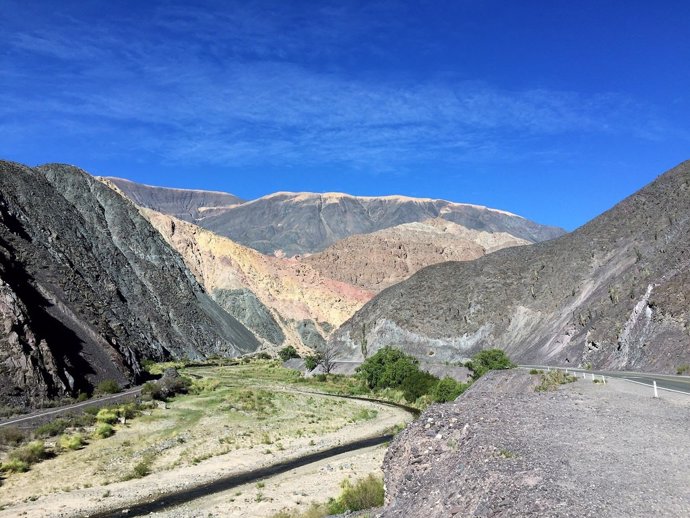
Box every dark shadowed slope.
[105,177,244,222]
[331,161,690,374]
[0,161,258,408]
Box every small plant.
[58,433,85,451]
[327,474,385,514]
[535,370,578,392]
[304,355,320,371]
[529,369,542,375]
[95,379,121,395]
[0,426,26,447]
[95,409,118,424]
[93,423,114,439]
[1,458,29,473]
[256,481,266,489]
[677,364,690,375]
[35,419,69,438]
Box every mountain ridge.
[330,160,690,373]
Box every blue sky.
[1,0,688,230]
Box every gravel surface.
[382,370,690,517]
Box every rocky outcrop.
[381,370,690,517]
[0,161,259,407]
[199,192,564,256]
[331,161,690,373]
[140,210,372,352]
[303,219,529,291]
[103,177,243,222]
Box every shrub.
[95,379,121,395]
[0,426,26,447]
[677,364,690,375]
[466,349,515,379]
[1,458,29,473]
[535,370,578,392]
[278,346,300,362]
[58,433,85,451]
[9,440,48,466]
[95,409,118,424]
[327,474,385,514]
[356,346,439,402]
[93,423,114,439]
[431,377,469,403]
[255,352,272,360]
[304,355,320,371]
[529,368,541,375]
[35,418,69,438]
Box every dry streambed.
[0,363,412,517]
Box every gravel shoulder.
[382,370,690,517]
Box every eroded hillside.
[140,210,373,351]
[303,218,529,291]
[331,161,690,373]
[0,162,258,407]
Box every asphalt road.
[520,365,690,395]
[0,387,142,429]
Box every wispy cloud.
[0,0,682,171]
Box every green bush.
[535,370,578,392]
[35,418,69,438]
[355,346,439,402]
[58,433,85,451]
[96,408,118,424]
[1,458,29,473]
[304,355,320,371]
[278,346,300,362]
[328,474,385,514]
[677,364,690,375]
[96,379,121,395]
[431,377,469,403]
[466,349,515,379]
[93,423,114,439]
[9,440,48,466]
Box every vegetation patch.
[535,370,578,392]
[466,349,516,379]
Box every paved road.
[520,365,690,395]
[0,387,142,429]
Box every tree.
[317,341,340,375]
[278,346,300,362]
[466,349,515,379]
[304,354,320,371]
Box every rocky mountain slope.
[198,192,564,256]
[303,219,529,291]
[139,210,372,351]
[0,162,259,407]
[331,161,690,373]
[106,180,564,256]
[105,177,243,222]
[381,370,690,517]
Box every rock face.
[104,177,243,222]
[381,370,690,517]
[331,161,690,373]
[140,210,372,352]
[0,161,259,407]
[303,219,529,291]
[198,192,564,256]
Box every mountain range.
[331,161,690,373]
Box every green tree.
[278,346,299,362]
[431,377,469,402]
[466,348,515,379]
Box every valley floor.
[0,362,412,517]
